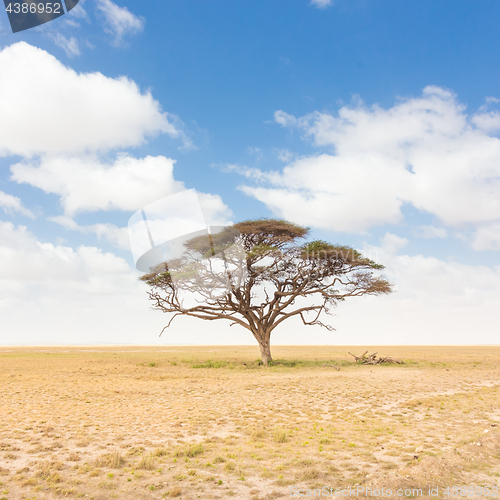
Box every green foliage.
[185,226,241,256]
[273,427,288,443]
[191,360,229,369]
[271,359,299,367]
[139,218,393,366]
[234,218,309,240]
[300,240,384,269]
[186,444,204,457]
[138,453,156,470]
[245,244,280,258]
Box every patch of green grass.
[186,443,204,457]
[95,450,124,469]
[138,453,156,470]
[224,462,236,473]
[268,358,352,368]
[273,428,288,443]
[154,447,169,457]
[191,360,229,369]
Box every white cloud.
[66,0,90,22]
[362,241,500,304]
[277,149,295,163]
[270,240,500,345]
[240,86,500,235]
[485,96,500,104]
[324,242,500,344]
[48,33,81,58]
[47,193,232,250]
[380,232,408,254]
[0,191,34,218]
[96,0,145,46]
[0,221,129,282]
[78,223,131,250]
[239,153,410,232]
[0,219,498,344]
[247,146,263,161]
[471,224,500,251]
[0,42,178,157]
[310,0,333,8]
[220,163,267,181]
[48,215,131,250]
[0,220,174,343]
[471,111,500,132]
[274,110,297,127]
[414,225,448,239]
[198,192,233,226]
[11,154,185,216]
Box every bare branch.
[140,218,394,365]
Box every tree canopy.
[140,218,393,365]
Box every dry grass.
[137,452,156,470]
[0,345,499,499]
[186,443,204,457]
[273,427,288,444]
[94,449,124,469]
[168,485,182,496]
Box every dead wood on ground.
[348,351,404,365]
[323,363,340,370]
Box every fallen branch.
[348,351,403,365]
[323,363,340,370]
[348,350,368,362]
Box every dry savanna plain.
[0,346,499,500]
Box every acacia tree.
[140,219,393,366]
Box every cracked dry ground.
[0,346,499,500]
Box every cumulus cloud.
[380,233,408,254]
[197,193,234,226]
[324,241,500,344]
[413,225,448,239]
[270,238,500,344]
[0,42,178,157]
[96,0,145,46]
[220,163,267,181]
[0,191,34,218]
[361,239,500,304]
[274,110,297,127]
[0,221,129,282]
[11,154,184,216]
[48,216,131,250]
[48,33,81,58]
[240,86,500,234]
[310,0,333,8]
[277,149,295,163]
[47,192,232,250]
[64,0,90,25]
[471,224,500,251]
[0,220,173,343]
[470,111,500,132]
[240,153,410,232]
[0,219,497,344]
[12,153,232,222]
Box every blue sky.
[0,0,499,345]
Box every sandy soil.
[0,345,499,499]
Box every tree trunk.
[258,340,273,366]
